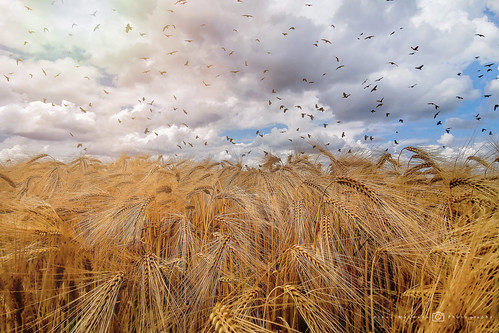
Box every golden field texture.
[0,147,497,332]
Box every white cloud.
[0,0,498,162]
[437,132,454,146]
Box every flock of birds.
[2,1,498,156]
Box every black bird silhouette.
[456,96,463,99]
[394,140,399,144]
[371,85,377,92]
[437,121,442,125]
[415,65,424,70]
[342,92,351,98]
[434,111,440,118]
[484,63,494,67]
[445,128,451,133]
[428,102,439,109]
[411,46,419,51]
[475,33,485,37]
[494,104,498,111]
[483,94,491,98]
[399,119,404,123]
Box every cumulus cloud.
[0,0,498,162]
[437,132,455,146]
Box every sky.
[1,0,499,163]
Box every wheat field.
[0,147,497,332]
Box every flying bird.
[415,65,424,70]
[93,24,100,32]
[387,61,398,66]
[428,102,439,109]
[475,33,485,37]
[125,24,133,33]
[342,92,351,98]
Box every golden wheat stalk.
[64,272,124,333]
[332,176,383,205]
[0,173,16,188]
